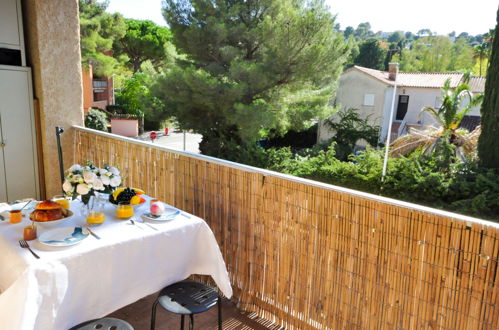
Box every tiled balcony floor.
[108,292,278,330]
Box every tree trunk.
[478,7,499,168]
[133,59,141,73]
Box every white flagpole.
[381,80,398,182]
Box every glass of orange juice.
[87,211,105,225]
[9,210,22,224]
[86,195,105,225]
[23,224,37,240]
[53,195,70,209]
[116,202,133,219]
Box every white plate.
[141,207,180,222]
[38,227,89,247]
[31,210,74,228]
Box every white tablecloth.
[0,199,232,330]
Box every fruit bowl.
[108,187,146,209]
[109,200,147,209]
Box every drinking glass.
[86,196,105,225]
[9,210,22,224]
[116,202,133,219]
[53,195,70,209]
[23,224,37,240]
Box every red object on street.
[150,131,157,142]
[164,127,169,135]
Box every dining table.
[0,197,232,330]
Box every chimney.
[388,62,399,81]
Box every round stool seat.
[69,317,134,330]
[157,280,219,315]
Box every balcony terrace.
[74,126,499,330]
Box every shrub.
[203,134,499,220]
[84,108,108,131]
[324,108,380,160]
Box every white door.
[0,67,39,202]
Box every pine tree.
[478,7,499,168]
[79,0,126,76]
[114,19,172,73]
[156,0,349,156]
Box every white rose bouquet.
[62,162,122,205]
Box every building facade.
[318,64,485,147]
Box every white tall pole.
[381,82,398,182]
[183,131,186,151]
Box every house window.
[93,89,107,102]
[395,95,409,120]
[93,80,107,88]
[363,94,375,106]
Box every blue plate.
[38,227,89,246]
[141,207,180,222]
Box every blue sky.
[107,0,497,35]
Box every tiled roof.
[352,66,485,92]
[468,76,486,93]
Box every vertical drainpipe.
[381,63,399,182]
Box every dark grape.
[116,187,136,203]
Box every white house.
[318,64,485,146]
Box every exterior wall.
[398,87,441,128]
[393,87,482,135]
[82,63,114,112]
[22,0,84,198]
[318,69,387,143]
[82,65,93,113]
[111,119,138,137]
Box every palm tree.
[473,43,489,76]
[390,77,483,160]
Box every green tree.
[344,26,354,39]
[387,31,404,43]
[473,43,489,76]
[157,0,349,156]
[324,108,380,160]
[354,22,372,40]
[114,72,169,132]
[79,0,126,76]
[449,37,474,71]
[354,39,386,70]
[478,8,499,168]
[114,19,173,73]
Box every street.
[137,130,202,153]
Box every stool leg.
[180,315,185,330]
[218,296,222,330]
[151,299,159,330]
[189,314,194,330]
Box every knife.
[86,227,101,240]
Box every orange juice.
[116,204,133,219]
[54,198,70,209]
[9,210,22,224]
[23,225,37,240]
[87,212,105,225]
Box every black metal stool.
[151,280,222,330]
[69,317,134,330]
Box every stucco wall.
[22,0,84,198]
[82,65,93,112]
[393,87,482,131]
[318,69,387,143]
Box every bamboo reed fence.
[74,127,499,329]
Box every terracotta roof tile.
[352,66,485,92]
